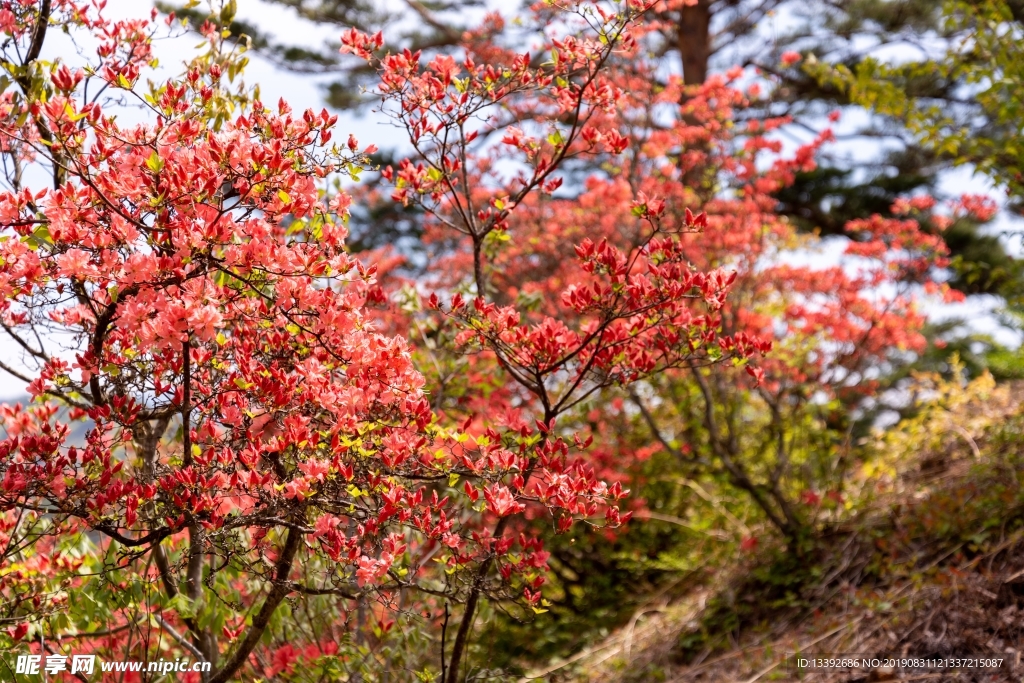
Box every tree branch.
[208,525,303,683]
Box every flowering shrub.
[0,1,777,680]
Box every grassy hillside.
[516,374,1024,682]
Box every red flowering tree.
[335,2,978,670]
[0,1,769,680]
[568,70,964,540]
[344,17,966,559]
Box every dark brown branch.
[285,582,359,599]
[207,525,302,683]
[689,366,794,536]
[24,0,50,64]
[93,524,172,548]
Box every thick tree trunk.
[677,0,712,85]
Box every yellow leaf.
[146,151,164,173]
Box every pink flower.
[430,55,459,84]
[298,459,329,481]
[188,304,223,341]
[329,192,352,215]
[56,248,94,279]
[355,552,394,586]
[0,8,19,35]
[780,51,802,66]
[484,484,525,517]
[282,478,312,502]
[313,514,341,539]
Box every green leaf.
[220,0,237,25]
[32,224,54,246]
[146,151,164,173]
[166,593,198,620]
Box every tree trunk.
[677,0,712,85]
